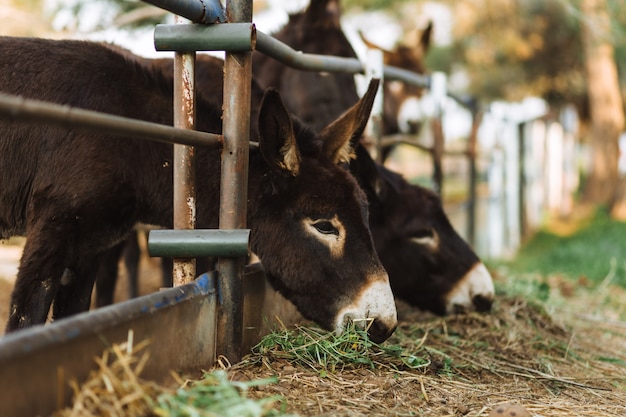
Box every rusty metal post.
[431,118,444,195]
[173,16,197,286]
[216,0,252,363]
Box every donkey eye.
[313,220,339,235]
[411,229,433,239]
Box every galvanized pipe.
[216,0,253,364]
[142,0,226,24]
[173,23,198,287]
[148,229,250,257]
[156,26,431,89]
[0,92,221,147]
[256,31,431,88]
[154,22,256,52]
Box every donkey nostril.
[452,303,468,314]
[472,294,494,312]
[367,320,397,344]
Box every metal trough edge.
[0,273,218,417]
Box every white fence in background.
[391,99,582,261]
[462,104,579,260]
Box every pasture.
[3,207,621,416]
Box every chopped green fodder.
[248,321,430,373]
[154,370,291,417]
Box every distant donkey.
[0,37,397,342]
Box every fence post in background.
[173,15,197,286]
[527,120,547,231]
[560,105,579,218]
[487,144,505,259]
[364,47,384,163]
[545,121,564,214]
[217,0,253,364]
[430,72,447,195]
[466,108,482,249]
[503,119,520,256]
[518,121,528,240]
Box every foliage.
[154,370,290,417]
[497,207,626,288]
[445,0,589,107]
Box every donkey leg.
[122,232,141,299]
[160,257,174,288]
[53,253,103,320]
[94,242,126,307]
[5,229,67,332]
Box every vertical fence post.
[518,121,528,240]
[430,72,446,195]
[217,0,252,364]
[487,145,505,259]
[364,48,384,163]
[466,109,482,249]
[173,15,197,286]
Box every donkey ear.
[410,20,432,54]
[359,31,391,55]
[257,88,301,176]
[318,78,380,165]
[305,0,341,28]
[350,144,386,202]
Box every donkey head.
[350,145,494,315]
[250,80,397,343]
[360,21,433,135]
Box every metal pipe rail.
[148,229,250,257]
[145,0,226,24]
[154,24,431,89]
[0,92,222,148]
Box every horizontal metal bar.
[142,0,226,24]
[0,92,222,148]
[255,31,431,88]
[256,30,363,74]
[148,229,250,257]
[380,134,470,157]
[155,22,256,52]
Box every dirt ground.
[3,239,626,416]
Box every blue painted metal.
[143,0,227,24]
